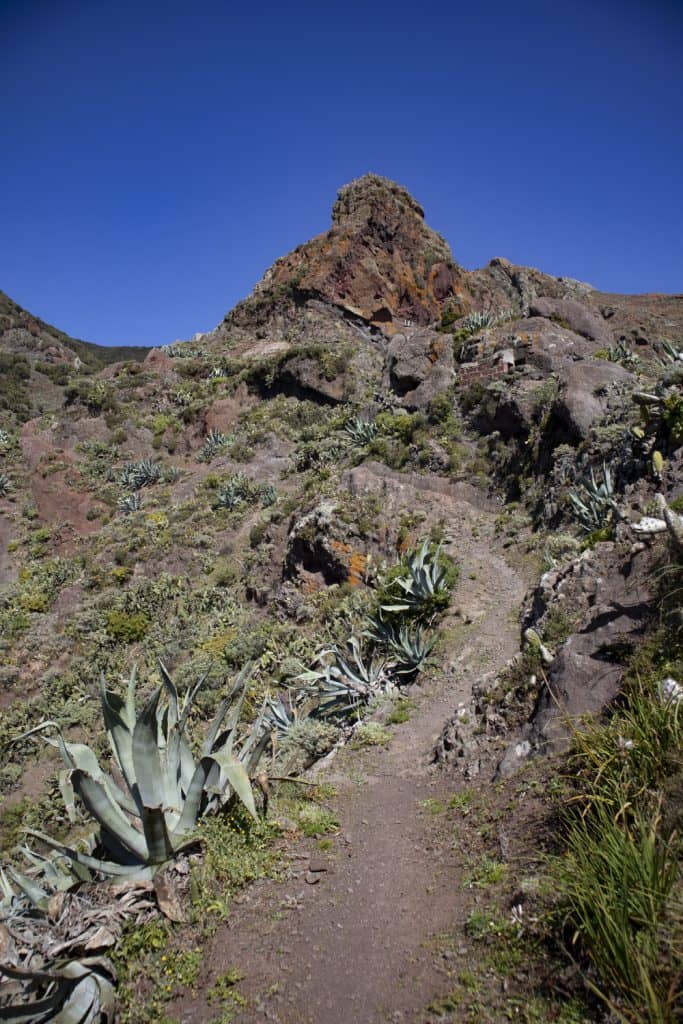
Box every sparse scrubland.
[0,177,681,1022]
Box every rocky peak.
[331,174,427,230]
[230,175,465,332]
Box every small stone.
[308,859,329,873]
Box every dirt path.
[177,494,527,1024]
[0,513,15,588]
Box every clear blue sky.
[2,0,682,347]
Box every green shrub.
[105,609,150,642]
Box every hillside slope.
[1,175,681,1023]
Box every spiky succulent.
[380,541,451,617]
[0,428,12,452]
[198,429,229,462]
[19,664,270,880]
[264,695,298,734]
[118,459,162,490]
[657,340,683,365]
[344,415,378,446]
[160,343,206,358]
[607,340,640,368]
[297,637,393,719]
[568,462,616,533]
[172,389,193,407]
[459,308,514,335]
[260,483,278,507]
[117,491,142,514]
[0,958,116,1023]
[365,616,435,675]
[214,472,255,511]
[0,472,10,496]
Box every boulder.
[529,296,612,346]
[550,359,634,443]
[386,328,454,410]
[498,544,653,766]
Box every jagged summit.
[331,173,427,228]
[231,174,463,330]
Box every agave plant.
[117,491,142,515]
[567,462,617,533]
[344,415,378,446]
[656,340,683,366]
[0,958,116,1023]
[264,695,300,735]
[0,850,88,916]
[459,307,514,336]
[380,541,450,617]
[607,340,640,368]
[364,616,435,675]
[297,637,393,719]
[0,428,12,452]
[260,483,278,507]
[118,459,162,490]
[160,343,205,359]
[198,429,229,462]
[0,472,10,496]
[19,664,270,880]
[214,472,254,511]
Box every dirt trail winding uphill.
[178,493,527,1024]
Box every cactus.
[0,958,116,1023]
[214,472,255,511]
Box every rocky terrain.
[0,174,681,1023]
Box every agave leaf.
[99,675,136,795]
[5,866,50,911]
[53,972,100,1024]
[238,699,270,770]
[210,750,258,821]
[25,831,154,881]
[1,865,14,900]
[204,666,252,759]
[139,806,175,864]
[58,769,78,824]
[131,686,164,811]
[16,721,137,817]
[0,985,66,1023]
[241,724,272,777]
[69,772,148,861]
[158,660,180,731]
[172,756,213,835]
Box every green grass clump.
[551,556,683,1022]
[556,803,680,1022]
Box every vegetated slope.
[0,175,682,1023]
[0,290,149,426]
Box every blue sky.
[1,0,682,347]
